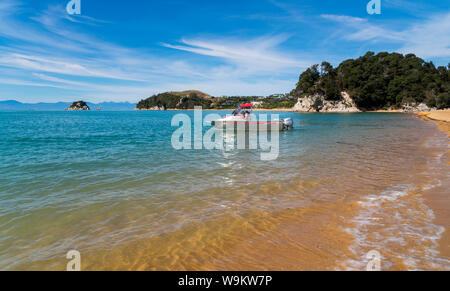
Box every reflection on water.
[0,111,448,270]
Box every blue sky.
[0,0,449,102]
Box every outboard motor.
[282,118,293,130]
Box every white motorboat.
[211,103,293,131]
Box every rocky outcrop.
[400,102,436,113]
[65,101,90,111]
[292,92,360,113]
[135,105,166,111]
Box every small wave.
[341,185,449,271]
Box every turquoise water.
[0,111,448,270]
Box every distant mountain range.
[0,100,137,111]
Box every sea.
[0,111,448,270]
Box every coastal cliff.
[291,52,449,111]
[292,93,436,113]
[400,102,436,113]
[65,101,90,111]
[135,105,167,111]
[293,92,360,112]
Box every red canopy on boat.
[240,103,253,108]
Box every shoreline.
[418,110,450,137]
[3,109,449,270]
[418,110,450,266]
[134,108,436,113]
[135,108,295,111]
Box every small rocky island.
[66,101,90,111]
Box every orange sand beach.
[419,110,450,136]
[418,110,450,266]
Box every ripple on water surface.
[0,111,448,270]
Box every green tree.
[292,51,449,110]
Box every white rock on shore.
[401,102,436,113]
[292,92,360,113]
[135,106,166,111]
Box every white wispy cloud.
[0,0,307,101]
[321,13,450,58]
[0,53,144,80]
[0,77,69,89]
[320,14,367,24]
[1,0,447,103]
[0,0,19,14]
[162,35,311,73]
[399,13,450,58]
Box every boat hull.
[211,120,286,131]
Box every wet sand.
[420,111,450,137]
[74,114,450,270]
[2,112,449,271]
[419,110,450,267]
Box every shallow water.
[0,111,448,270]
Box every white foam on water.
[340,184,450,271]
[422,180,442,191]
